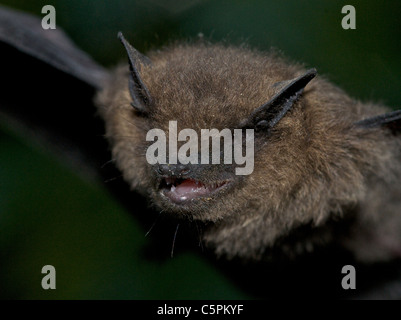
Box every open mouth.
[159,177,229,204]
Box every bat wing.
[0,5,114,182]
[355,109,401,135]
[0,3,153,250]
[0,4,109,89]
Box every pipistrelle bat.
[1,5,400,266]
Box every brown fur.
[96,42,401,262]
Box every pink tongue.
[174,179,205,196]
[166,179,225,203]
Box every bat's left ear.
[240,68,317,132]
[118,32,153,115]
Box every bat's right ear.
[354,109,401,135]
[118,32,153,115]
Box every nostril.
[156,164,191,176]
[157,164,170,175]
[176,163,191,176]
[180,168,191,175]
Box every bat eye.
[255,120,269,131]
[272,81,285,88]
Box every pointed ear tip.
[117,31,125,41]
[307,68,318,77]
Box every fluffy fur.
[96,42,401,262]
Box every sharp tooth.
[171,185,176,192]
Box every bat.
[1,5,401,298]
[99,35,401,264]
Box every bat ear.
[118,32,153,115]
[241,68,317,132]
[354,109,401,135]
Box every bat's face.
[99,40,321,224]
[99,37,401,261]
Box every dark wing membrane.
[0,4,109,89]
[0,39,110,182]
[0,5,150,222]
[355,109,401,135]
[0,5,113,181]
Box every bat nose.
[156,163,191,177]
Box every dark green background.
[0,0,400,299]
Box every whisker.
[195,222,204,252]
[120,115,140,129]
[100,159,116,169]
[103,174,123,183]
[103,134,139,139]
[145,211,163,237]
[118,114,150,132]
[171,223,180,258]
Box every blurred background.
[0,0,400,299]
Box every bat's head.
[100,33,321,224]
[98,34,400,260]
